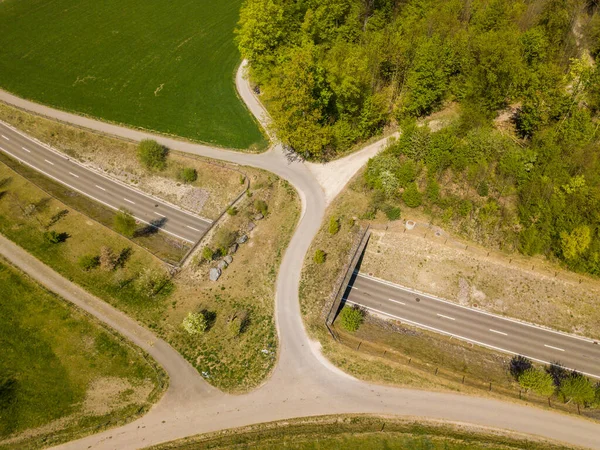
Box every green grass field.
[0,258,163,448]
[0,0,266,149]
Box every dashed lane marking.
[95,185,106,191]
[69,172,79,178]
[21,146,30,153]
[544,344,565,352]
[186,225,201,232]
[437,314,456,321]
[123,198,135,205]
[1,135,9,141]
[44,159,54,166]
[489,329,508,336]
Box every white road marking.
[69,172,79,178]
[544,344,565,352]
[95,185,106,191]
[123,198,135,205]
[0,147,195,244]
[355,272,596,344]
[344,299,600,380]
[154,212,166,218]
[44,159,54,166]
[186,225,201,232]
[1,135,9,141]
[437,314,455,321]
[21,146,31,153]
[388,298,406,306]
[489,329,508,336]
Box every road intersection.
[0,62,599,449]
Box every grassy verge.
[0,0,266,149]
[0,103,246,221]
[0,257,165,449]
[300,170,600,419]
[0,134,299,392]
[151,415,571,450]
[162,175,299,391]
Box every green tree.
[135,268,172,298]
[518,368,555,397]
[114,209,136,238]
[328,216,340,235]
[559,373,595,406]
[402,183,422,208]
[201,247,214,262]
[138,139,167,170]
[339,305,364,332]
[43,230,66,244]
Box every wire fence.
[332,326,600,420]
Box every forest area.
[237,0,600,275]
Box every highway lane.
[0,121,211,243]
[345,272,600,378]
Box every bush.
[43,230,67,244]
[78,254,99,271]
[314,249,326,264]
[227,206,238,216]
[477,180,489,197]
[384,205,401,221]
[328,216,340,235]
[138,139,167,170]
[201,247,214,262]
[214,228,237,254]
[339,305,364,332]
[518,368,555,397]
[228,317,243,337]
[99,246,117,271]
[559,373,595,406]
[135,268,171,297]
[402,183,422,208]
[178,167,197,183]
[114,208,136,237]
[182,312,207,335]
[254,199,268,216]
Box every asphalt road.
[0,121,211,243]
[346,272,600,378]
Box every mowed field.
[0,0,265,149]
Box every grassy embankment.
[0,103,247,264]
[0,0,266,150]
[0,115,299,392]
[0,258,164,449]
[151,415,571,450]
[300,170,600,419]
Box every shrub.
[135,268,171,297]
[328,216,340,235]
[254,199,268,216]
[560,373,595,406]
[114,208,136,237]
[402,183,422,208]
[509,355,532,379]
[138,139,167,170]
[227,206,238,216]
[201,247,214,262]
[214,228,236,254]
[182,312,207,335]
[384,205,401,221]
[43,230,67,244]
[314,249,326,264]
[99,246,117,271]
[178,167,197,183]
[78,254,99,271]
[228,317,242,337]
[477,180,489,197]
[339,305,364,332]
[518,368,555,397]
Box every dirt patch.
[82,377,154,416]
[360,225,600,339]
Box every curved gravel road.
[1,62,600,449]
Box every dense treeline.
[238,0,600,274]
